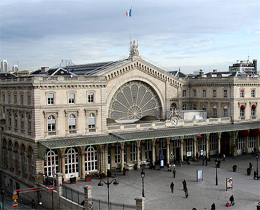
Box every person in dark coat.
[31,198,36,209]
[211,203,216,210]
[173,168,176,178]
[182,180,186,190]
[184,186,188,198]
[230,195,235,206]
[170,182,174,193]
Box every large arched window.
[85,146,98,172]
[48,115,56,135]
[44,149,59,176]
[65,147,79,179]
[69,114,76,133]
[88,113,96,132]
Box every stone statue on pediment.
[129,40,139,58]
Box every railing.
[61,185,135,210]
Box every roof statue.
[129,40,139,58]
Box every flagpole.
[130,6,132,43]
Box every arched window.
[48,115,56,135]
[182,104,187,110]
[193,104,197,110]
[14,113,18,130]
[240,105,245,117]
[21,114,24,131]
[170,103,177,111]
[65,147,79,179]
[88,113,96,132]
[251,104,256,117]
[85,146,98,172]
[130,142,137,161]
[223,106,228,117]
[44,149,59,176]
[213,106,217,117]
[69,114,76,133]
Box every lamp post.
[1,187,4,210]
[215,158,218,185]
[98,176,119,210]
[141,169,145,197]
[256,153,259,180]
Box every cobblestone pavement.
[66,154,260,210]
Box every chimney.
[41,67,49,73]
[213,69,217,72]
[199,69,204,77]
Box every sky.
[0,0,260,74]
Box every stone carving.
[129,40,139,57]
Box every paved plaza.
[2,154,260,210]
[66,154,260,210]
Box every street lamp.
[256,153,259,180]
[1,187,4,210]
[98,176,119,210]
[215,158,218,185]
[141,169,145,197]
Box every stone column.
[230,131,238,156]
[79,146,86,179]
[135,197,145,210]
[217,132,222,155]
[58,148,66,180]
[256,135,260,152]
[151,139,156,166]
[166,138,170,165]
[193,136,197,160]
[84,185,92,209]
[206,133,210,158]
[136,140,141,170]
[180,138,184,161]
[56,172,63,196]
[120,142,125,172]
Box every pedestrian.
[229,195,235,206]
[184,186,188,198]
[170,182,174,193]
[182,180,186,190]
[31,198,36,209]
[206,158,208,166]
[202,157,205,166]
[223,153,226,161]
[173,168,176,178]
[180,159,183,167]
[211,203,216,210]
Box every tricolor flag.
[126,8,132,17]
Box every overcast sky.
[1,0,260,74]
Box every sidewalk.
[65,154,260,210]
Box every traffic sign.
[12,194,18,200]
[13,191,17,195]
[12,202,18,208]
[49,186,54,191]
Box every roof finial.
[129,40,139,59]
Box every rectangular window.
[224,108,228,117]
[14,93,17,104]
[240,109,245,117]
[2,93,5,103]
[48,93,54,105]
[8,92,11,104]
[182,90,186,98]
[182,104,187,110]
[27,93,31,105]
[203,90,206,98]
[213,108,217,117]
[224,90,227,98]
[20,93,24,105]
[88,92,94,103]
[213,90,216,98]
[69,93,75,104]
[251,90,255,98]
[240,90,244,98]
[193,90,196,97]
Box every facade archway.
[108,80,162,120]
[65,147,79,179]
[85,146,98,173]
[44,149,59,176]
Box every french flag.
[126,8,132,17]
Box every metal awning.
[38,121,260,159]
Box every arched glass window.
[213,106,217,117]
[88,113,96,132]
[65,147,79,179]
[130,142,137,161]
[48,115,56,135]
[69,114,76,133]
[44,149,59,176]
[85,146,98,172]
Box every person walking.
[31,198,36,209]
[184,186,188,198]
[211,203,216,210]
[182,180,186,191]
[229,195,235,206]
[173,168,176,178]
[170,182,174,193]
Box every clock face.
[172,118,178,125]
